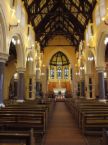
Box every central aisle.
[43,102,87,145]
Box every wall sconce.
[36,68,40,71]
[88,56,94,61]
[32,44,34,47]
[9,20,20,31]
[76,72,80,76]
[14,73,18,80]
[102,17,108,25]
[80,66,84,70]
[11,38,20,45]
[41,72,45,76]
[27,56,33,62]
[104,72,107,79]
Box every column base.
[80,96,85,99]
[0,103,5,108]
[98,99,107,103]
[16,99,24,103]
[86,97,95,100]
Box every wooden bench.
[101,129,108,145]
[81,112,108,135]
[0,100,55,145]
[65,98,108,135]
[0,100,55,132]
[0,128,35,145]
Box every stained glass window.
[49,51,70,80]
[50,66,54,79]
[64,67,69,79]
[57,67,62,79]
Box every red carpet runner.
[43,102,87,145]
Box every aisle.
[43,102,87,145]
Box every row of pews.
[65,98,108,136]
[101,129,108,145]
[0,99,55,145]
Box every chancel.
[0,0,108,145]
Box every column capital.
[0,52,9,63]
[96,66,105,72]
[17,67,26,73]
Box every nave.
[0,98,107,145]
[43,102,87,145]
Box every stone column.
[27,75,36,100]
[32,75,36,100]
[41,66,47,98]
[80,80,85,97]
[0,61,5,106]
[36,63,41,97]
[77,81,81,98]
[0,53,8,107]
[85,74,96,99]
[80,70,85,98]
[17,68,25,102]
[96,67,105,100]
[85,74,89,99]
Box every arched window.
[85,29,89,44]
[57,67,62,79]
[100,0,106,18]
[50,66,54,79]
[16,2,21,22]
[85,24,92,43]
[21,9,26,28]
[95,0,106,26]
[95,6,100,25]
[49,51,70,80]
[10,0,17,9]
[64,67,69,79]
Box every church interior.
[0,0,108,145]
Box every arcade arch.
[95,32,108,100]
[4,34,25,101]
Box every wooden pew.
[0,112,45,131]
[65,98,108,135]
[0,108,48,132]
[81,112,108,135]
[101,129,108,145]
[0,100,55,145]
[0,100,55,134]
[0,128,35,145]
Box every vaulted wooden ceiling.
[22,0,96,51]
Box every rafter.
[35,3,59,32]
[38,21,80,49]
[22,0,96,51]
